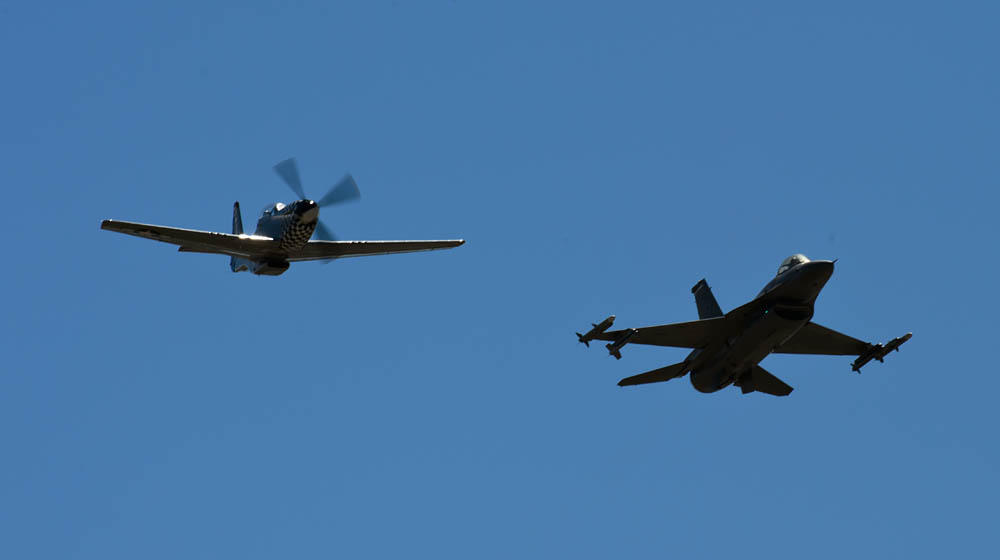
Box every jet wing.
[101,219,280,258]
[773,321,871,355]
[594,317,727,348]
[286,239,465,261]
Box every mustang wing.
[773,321,871,355]
[101,219,280,258]
[594,317,727,348]
[287,239,465,261]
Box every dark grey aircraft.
[101,158,464,275]
[577,254,911,396]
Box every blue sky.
[2,1,998,558]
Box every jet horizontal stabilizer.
[851,332,912,373]
[618,362,689,387]
[738,365,794,396]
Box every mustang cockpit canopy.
[261,202,287,216]
[777,254,810,276]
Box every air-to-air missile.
[606,328,638,360]
[576,315,616,347]
[852,332,913,373]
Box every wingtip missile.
[577,315,615,346]
[851,332,913,373]
[884,332,913,354]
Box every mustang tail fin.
[230,202,248,273]
[691,279,724,319]
[232,201,244,235]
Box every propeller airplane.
[101,158,464,275]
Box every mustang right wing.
[287,239,465,261]
[101,220,281,258]
[594,317,727,348]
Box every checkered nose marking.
[279,216,318,250]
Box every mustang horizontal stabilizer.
[773,322,871,355]
[618,362,689,387]
[595,317,727,349]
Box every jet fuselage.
[687,259,835,393]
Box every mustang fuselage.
[253,200,319,247]
[230,199,320,275]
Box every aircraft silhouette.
[578,254,910,396]
[101,158,464,275]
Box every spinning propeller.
[273,158,360,243]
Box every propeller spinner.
[272,157,360,242]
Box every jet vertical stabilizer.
[691,279,724,319]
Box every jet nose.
[297,200,319,222]
[803,260,835,284]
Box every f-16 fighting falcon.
[577,255,911,396]
[101,158,464,275]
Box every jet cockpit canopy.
[777,254,810,276]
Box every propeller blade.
[273,158,307,200]
[318,173,360,207]
[312,221,338,264]
[313,220,338,242]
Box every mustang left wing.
[773,321,871,355]
[287,239,465,261]
[101,220,280,258]
[594,317,727,349]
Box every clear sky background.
[2,1,998,558]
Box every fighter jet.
[101,158,464,275]
[578,255,911,396]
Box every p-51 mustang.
[577,255,911,396]
[101,158,464,275]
